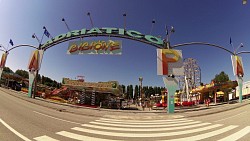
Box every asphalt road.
[1,88,250,141]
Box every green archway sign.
[41,27,165,50]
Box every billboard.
[0,53,7,68]
[67,40,122,55]
[157,49,184,76]
[231,55,244,77]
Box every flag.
[230,37,232,45]
[165,25,168,35]
[9,39,14,46]
[44,28,50,38]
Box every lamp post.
[233,43,244,103]
[164,25,175,49]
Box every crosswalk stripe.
[95,119,194,125]
[56,131,123,141]
[158,125,238,141]
[33,135,59,141]
[72,124,222,137]
[99,117,189,123]
[82,122,212,131]
[89,120,202,128]
[217,126,250,141]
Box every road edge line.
[0,118,32,141]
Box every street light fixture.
[243,0,247,5]
[234,43,244,55]
[164,25,175,49]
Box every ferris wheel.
[179,58,201,100]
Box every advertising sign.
[231,55,244,77]
[0,53,7,68]
[27,50,44,71]
[67,40,122,55]
[157,49,184,76]
[41,27,164,49]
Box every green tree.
[3,67,13,73]
[134,85,139,99]
[157,87,161,95]
[148,86,155,96]
[121,85,126,94]
[126,85,130,99]
[128,85,133,99]
[37,74,41,83]
[15,69,29,79]
[153,86,158,95]
[143,86,149,98]
[212,71,230,83]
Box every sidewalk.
[1,87,250,119]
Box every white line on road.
[158,125,238,141]
[217,126,250,141]
[56,131,123,141]
[99,117,189,123]
[214,111,247,122]
[33,111,82,125]
[0,118,32,141]
[72,124,222,137]
[34,135,59,141]
[95,119,194,125]
[88,120,202,128]
[82,122,212,131]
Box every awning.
[216,91,224,96]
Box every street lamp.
[164,25,175,49]
[243,0,247,5]
[234,43,244,55]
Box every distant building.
[236,81,250,98]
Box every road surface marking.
[88,120,202,128]
[0,118,32,141]
[56,131,123,141]
[95,119,194,125]
[72,124,222,137]
[99,117,189,122]
[218,126,250,141]
[34,135,59,141]
[33,111,81,125]
[82,122,212,131]
[157,125,238,141]
[214,111,247,122]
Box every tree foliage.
[3,67,13,73]
[15,69,29,79]
[212,71,230,83]
[128,85,133,99]
[134,85,139,99]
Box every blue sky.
[0,0,249,87]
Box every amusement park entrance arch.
[1,27,249,113]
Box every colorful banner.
[157,49,184,76]
[0,53,7,68]
[0,53,8,80]
[27,50,44,71]
[231,55,244,77]
[27,50,44,97]
[67,40,122,55]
